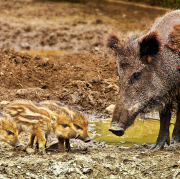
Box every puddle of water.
[18,49,68,56]
[89,117,175,147]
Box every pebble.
[26,148,35,154]
[0,101,9,105]
[82,167,92,174]
[105,104,115,114]
[21,42,30,49]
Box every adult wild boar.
[107,10,180,149]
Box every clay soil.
[0,0,179,178]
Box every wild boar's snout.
[15,142,21,148]
[109,103,126,136]
[84,136,91,143]
[109,122,125,136]
[109,102,133,136]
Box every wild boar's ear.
[139,31,162,63]
[107,33,120,51]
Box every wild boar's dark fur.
[107,10,180,149]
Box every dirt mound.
[0,48,118,111]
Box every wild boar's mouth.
[109,110,140,137]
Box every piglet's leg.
[58,137,65,152]
[27,133,36,148]
[35,128,46,154]
[171,100,180,144]
[151,104,171,149]
[65,139,71,152]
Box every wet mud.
[0,0,179,178]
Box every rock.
[26,148,35,154]
[16,89,28,96]
[21,42,30,49]
[105,104,115,114]
[16,87,43,96]
[0,101,9,106]
[15,145,26,151]
[82,167,92,174]
[47,141,59,151]
[94,47,99,51]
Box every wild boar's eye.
[6,130,14,135]
[130,72,141,84]
[62,124,69,128]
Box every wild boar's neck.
[151,10,180,43]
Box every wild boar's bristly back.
[166,24,180,56]
[4,101,52,126]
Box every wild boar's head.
[107,31,163,136]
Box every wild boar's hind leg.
[171,99,180,144]
[27,133,36,148]
[65,139,71,151]
[151,104,171,149]
[35,128,46,154]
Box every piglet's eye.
[75,124,82,130]
[62,124,69,128]
[6,130,14,135]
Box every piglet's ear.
[140,31,162,63]
[107,32,120,50]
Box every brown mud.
[0,0,179,178]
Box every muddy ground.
[0,0,179,178]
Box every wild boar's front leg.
[65,139,71,151]
[58,137,65,152]
[151,104,171,149]
[34,128,46,154]
[27,133,36,149]
[171,100,180,144]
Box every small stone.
[26,148,35,154]
[16,89,27,95]
[83,167,92,174]
[94,47,99,51]
[105,104,115,114]
[0,101,9,105]
[47,141,59,150]
[21,42,30,49]
[16,145,26,151]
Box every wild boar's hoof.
[151,136,170,150]
[38,148,46,155]
[170,136,180,144]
